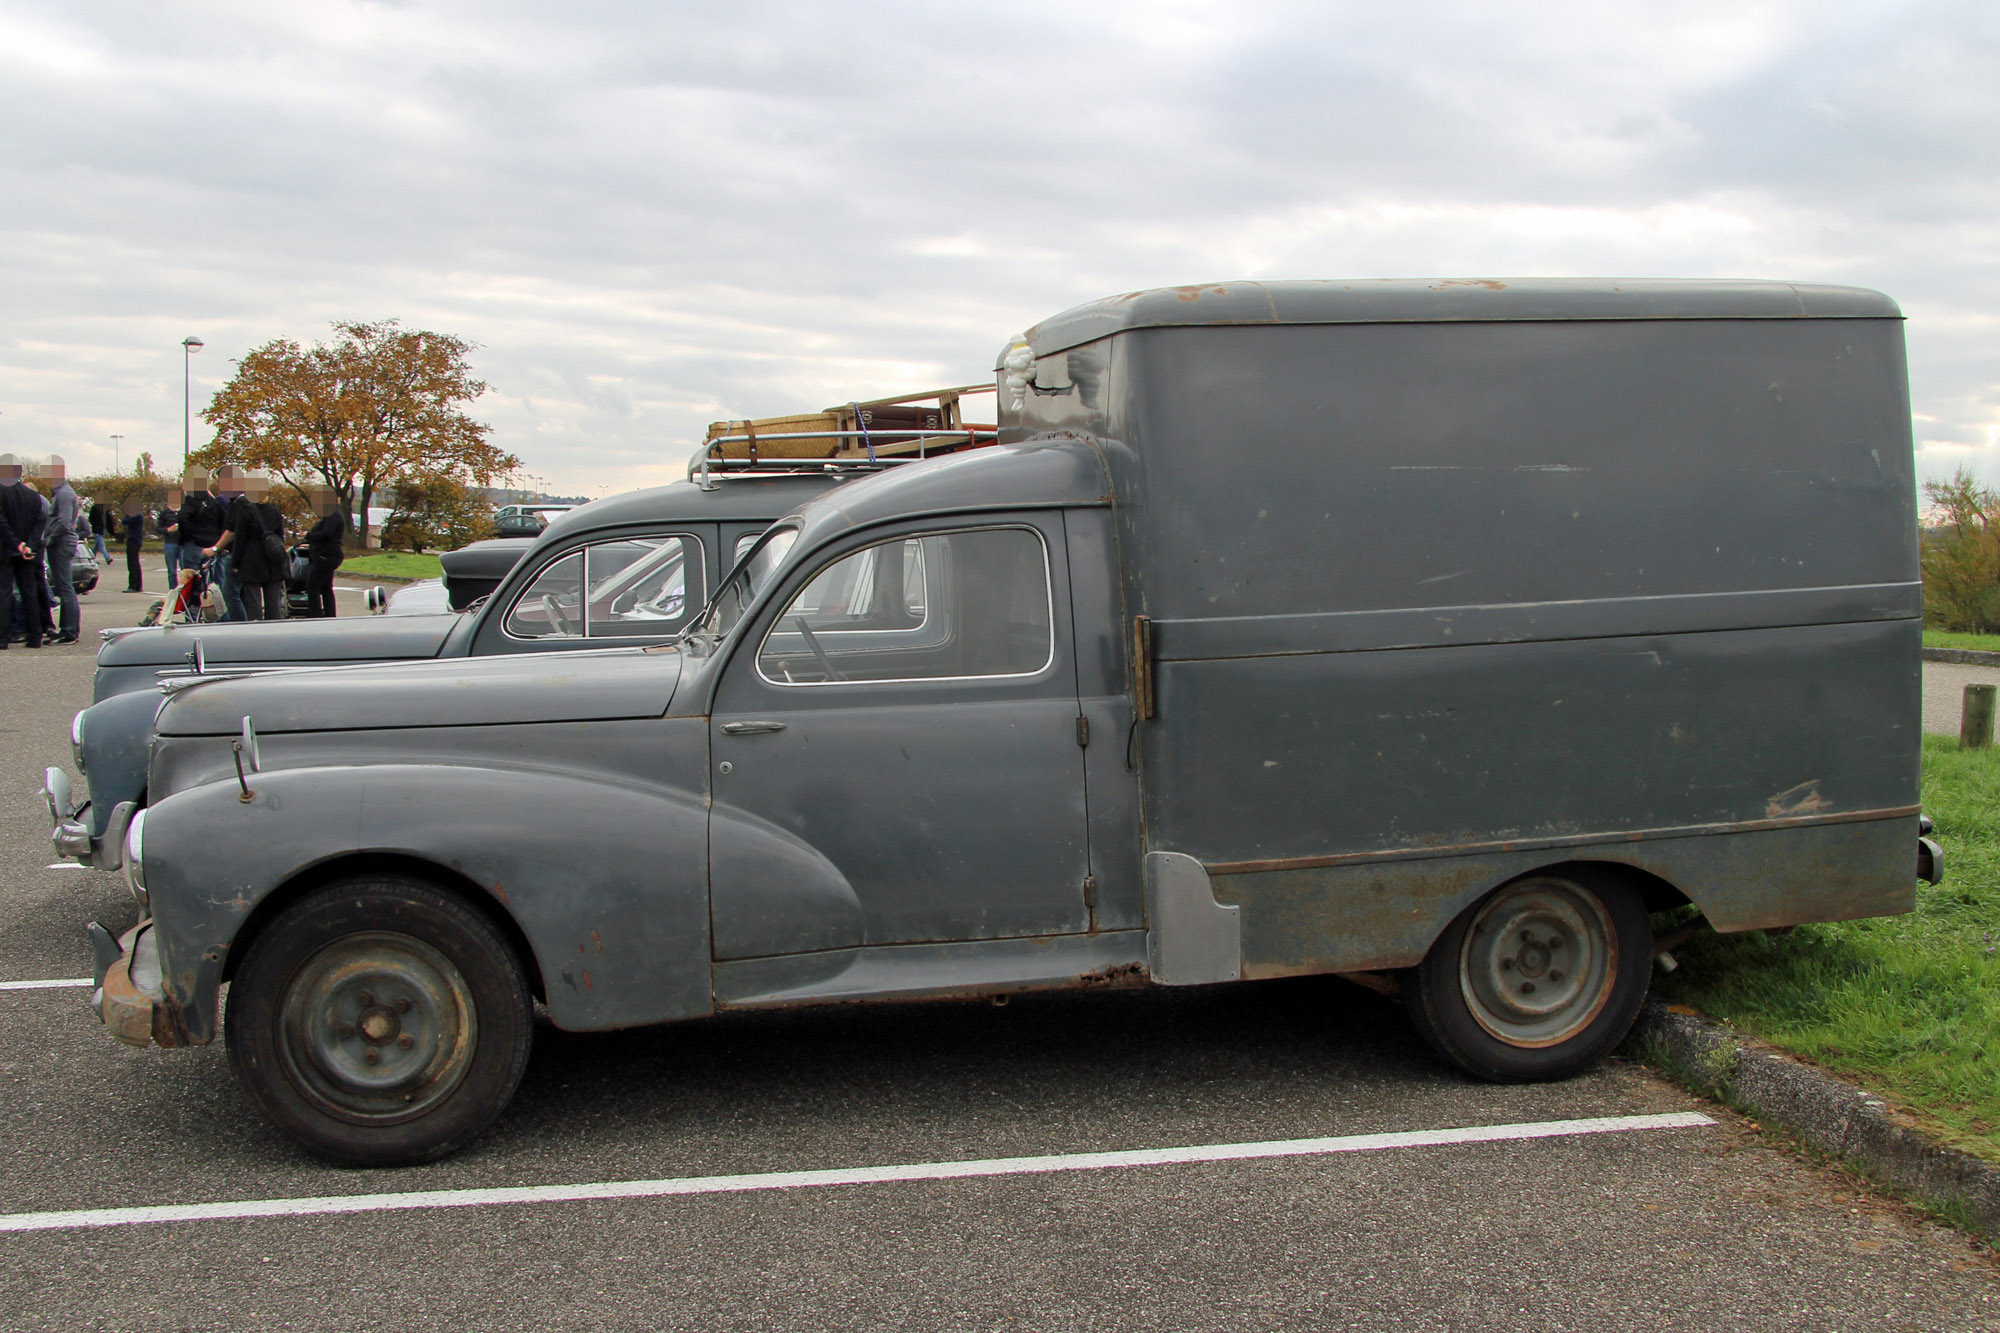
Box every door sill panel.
[713,931,1149,1010]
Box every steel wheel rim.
[278,931,479,1126]
[1458,879,1617,1048]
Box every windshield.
[684,525,799,653]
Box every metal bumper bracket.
[87,920,176,1048]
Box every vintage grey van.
[88,279,1939,1165]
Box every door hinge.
[1075,715,1090,747]
[1083,875,1098,909]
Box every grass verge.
[1924,628,2000,653]
[1656,733,2000,1161]
[338,551,444,581]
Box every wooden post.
[1961,684,1996,749]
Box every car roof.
[534,473,847,545]
[1008,278,1903,360]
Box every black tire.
[1403,870,1651,1082]
[227,875,534,1166]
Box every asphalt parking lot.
[3,572,1997,1331]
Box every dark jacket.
[121,512,146,547]
[0,481,44,560]
[157,507,181,544]
[229,501,286,584]
[88,503,110,537]
[176,491,225,548]
[306,511,346,565]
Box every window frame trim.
[499,530,708,645]
[751,522,1058,689]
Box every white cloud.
[0,0,1995,491]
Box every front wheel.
[1403,871,1651,1082]
[227,876,534,1166]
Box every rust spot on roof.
[1173,284,1232,302]
[1435,279,1508,291]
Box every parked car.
[52,470,851,870]
[70,532,98,595]
[491,504,575,538]
[356,539,537,617]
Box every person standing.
[121,498,146,593]
[0,455,45,650]
[210,465,249,621]
[158,487,184,589]
[304,485,345,618]
[88,496,110,561]
[45,457,80,643]
[208,473,287,620]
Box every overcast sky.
[2,0,1995,498]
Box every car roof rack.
[689,383,998,491]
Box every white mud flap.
[1145,851,1242,986]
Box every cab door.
[707,514,1091,958]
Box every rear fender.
[141,764,712,1044]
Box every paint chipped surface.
[1767,781,1832,819]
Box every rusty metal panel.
[1213,815,1919,980]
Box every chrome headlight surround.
[122,809,148,912]
[71,709,87,772]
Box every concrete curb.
[1923,647,2000,666]
[1626,999,2000,1240]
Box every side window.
[505,551,583,639]
[733,532,762,563]
[504,535,704,641]
[586,535,702,638]
[757,526,1051,685]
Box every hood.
[156,645,682,737]
[97,614,459,669]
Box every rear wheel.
[227,876,534,1166]
[1403,871,1650,1081]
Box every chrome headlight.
[123,809,148,911]
[71,709,87,772]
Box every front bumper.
[87,920,180,1048]
[42,767,133,871]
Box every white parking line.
[0,978,92,991]
[0,1111,1712,1234]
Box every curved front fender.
[142,762,712,1043]
[78,688,162,846]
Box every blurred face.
[0,454,19,483]
[184,467,212,491]
[245,474,270,501]
[217,465,245,492]
[167,488,184,507]
[123,497,142,517]
[309,484,337,516]
[47,456,66,485]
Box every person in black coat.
[303,485,345,618]
[0,456,47,649]
[88,496,110,561]
[207,473,287,620]
[121,498,146,592]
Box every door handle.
[721,720,788,735]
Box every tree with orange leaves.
[196,320,520,548]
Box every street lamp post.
[109,434,124,473]
[181,336,204,469]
